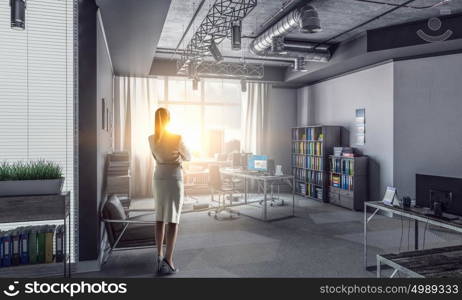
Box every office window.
[160,77,242,158]
[0,0,77,260]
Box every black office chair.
[101,195,157,264]
[208,165,240,220]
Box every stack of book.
[331,174,341,188]
[0,225,64,268]
[296,182,307,195]
[333,147,343,157]
[106,152,130,196]
[306,184,323,199]
[341,147,355,158]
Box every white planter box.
[0,178,64,197]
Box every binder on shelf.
[45,226,55,263]
[0,232,4,267]
[37,228,46,264]
[55,225,64,263]
[28,227,38,264]
[11,230,20,266]
[20,227,29,265]
[2,232,11,267]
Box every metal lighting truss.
[177,0,258,76]
[195,61,264,79]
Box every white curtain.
[241,82,271,155]
[114,77,162,198]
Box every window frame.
[158,76,241,157]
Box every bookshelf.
[291,126,341,202]
[0,193,71,277]
[328,156,368,211]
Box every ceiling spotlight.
[271,36,287,54]
[299,4,321,33]
[10,0,26,30]
[193,77,199,91]
[231,20,242,51]
[240,79,247,93]
[209,39,223,63]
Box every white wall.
[394,53,462,199]
[266,87,297,174]
[297,63,394,201]
[96,12,114,207]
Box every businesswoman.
[148,107,191,275]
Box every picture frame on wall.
[355,108,365,145]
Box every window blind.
[0,0,77,262]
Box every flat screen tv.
[416,174,462,217]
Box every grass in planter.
[0,160,63,181]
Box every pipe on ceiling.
[249,3,330,63]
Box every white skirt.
[153,178,184,224]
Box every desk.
[377,245,462,278]
[364,201,462,270]
[220,168,295,221]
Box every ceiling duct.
[249,3,330,63]
[195,62,264,79]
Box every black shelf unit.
[328,155,368,211]
[291,126,341,202]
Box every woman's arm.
[179,136,191,161]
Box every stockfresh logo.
[2,280,128,298]
[417,17,453,43]
[3,281,20,297]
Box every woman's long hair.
[154,107,170,143]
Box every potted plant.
[0,160,64,197]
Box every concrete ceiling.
[96,0,172,76]
[154,0,462,68]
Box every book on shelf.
[330,173,354,190]
[307,127,322,141]
[305,183,323,199]
[292,155,323,170]
[329,156,354,175]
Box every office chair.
[208,165,240,220]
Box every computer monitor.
[247,155,268,172]
[416,174,462,218]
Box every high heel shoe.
[158,258,178,276]
[156,255,163,273]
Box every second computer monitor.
[248,155,268,172]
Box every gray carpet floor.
[78,195,462,278]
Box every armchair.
[101,195,157,264]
